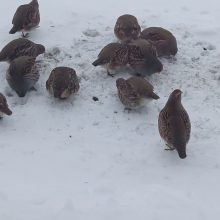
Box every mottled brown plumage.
[0,38,45,62]
[116,76,159,109]
[9,0,40,36]
[140,27,178,57]
[158,89,191,159]
[46,67,80,99]
[6,56,39,97]
[92,43,129,76]
[114,14,141,43]
[128,39,163,76]
[0,93,12,119]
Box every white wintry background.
[0,0,220,219]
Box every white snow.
[0,0,220,219]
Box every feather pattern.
[0,38,45,62]
[9,0,40,34]
[46,67,80,99]
[6,56,39,97]
[158,89,191,158]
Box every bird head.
[170,89,182,99]
[166,89,183,107]
[114,14,141,42]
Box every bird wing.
[180,107,191,143]
[12,5,29,26]
[119,80,140,101]
[159,108,189,146]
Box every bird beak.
[176,91,182,97]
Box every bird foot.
[124,107,132,113]
[22,32,29,38]
[107,69,114,77]
[29,87,37,91]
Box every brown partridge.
[116,76,159,109]
[92,43,129,76]
[158,89,191,159]
[0,38,45,62]
[9,0,40,37]
[128,39,163,76]
[140,27,178,57]
[6,56,39,97]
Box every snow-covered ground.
[0,0,220,219]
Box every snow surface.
[1,0,220,219]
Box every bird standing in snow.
[6,56,39,97]
[116,76,159,110]
[9,0,40,37]
[0,38,45,62]
[158,89,191,159]
[128,39,163,76]
[140,27,178,57]
[114,14,141,43]
[92,43,129,76]
[0,93,12,119]
[46,67,80,99]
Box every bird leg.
[165,144,175,151]
[107,69,114,77]
[22,31,29,38]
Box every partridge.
[46,67,80,99]
[114,14,141,43]
[0,93,12,119]
[0,38,45,62]
[6,56,39,97]
[116,76,159,109]
[9,0,40,37]
[158,89,191,159]
[141,27,178,57]
[92,43,129,76]
[128,39,163,76]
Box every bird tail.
[151,92,160,100]
[9,26,18,34]
[177,146,187,159]
[92,59,102,66]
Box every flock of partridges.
[0,0,191,159]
